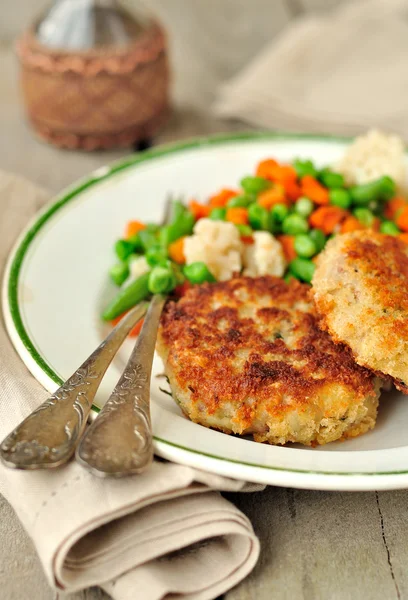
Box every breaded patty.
[311,231,408,393]
[157,276,381,446]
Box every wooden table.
[2,31,408,599]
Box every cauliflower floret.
[183,219,243,281]
[338,129,405,187]
[243,231,286,278]
[129,255,150,280]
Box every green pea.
[148,266,177,294]
[145,244,168,267]
[294,234,317,258]
[183,262,216,284]
[236,224,253,237]
[282,213,309,235]
[380,220,400,236]
[295,197,314,217]
[248,203,273,231]
[209,207,226,221]
[329,188,351,209]
[240,176,270,195]
[293,159,317,179]
[309,229,327,252]
[350,176,396,206]
[227,194,254,208]
[271,203,289,223]
[109,262,130,286]
[115,239,135,262]
[289,258,316,283]
[353,208,375,227]
[319,168,344,188]
[127,233,143,253]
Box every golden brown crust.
[311,231,408,391]
[157,275,380,446]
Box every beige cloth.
[214,0,408,139]
[0,171,261,600]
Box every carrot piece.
[396,206,408,232]
[226,207,249,225]
[125,220,146,239]
[168,236,186,264]
[398,233,408,245]
[257,185,287,209]
[384,196,407,220]
[284,179,302,202]
[111,312,144,337]
[277,235,297,261]
[129,319,144,337]
[209,188,239,208]
[189,200,211,220]
[309,206,347,234]
[341,216,365,233]
[256,158,279,178]
[241,235,254,245]
[301,175,329,205]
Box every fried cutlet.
[157,275,381,446]
[311,231,408,393]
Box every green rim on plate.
[10,131,408,480]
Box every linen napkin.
[214,0,408,139]
[0,170,262,600]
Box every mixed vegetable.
[103,155,408,327]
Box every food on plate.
[311,231,408,393]
[157,275,381,446]
[338,129,405,188]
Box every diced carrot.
[189,200,211,220]
[341,216,365,233]
[257,185,287,209]
[284,179,302,202]
[111,312,144,337]
[398,233,408,245]
[125,220,146,239]
[168,236,186,264]
[277,235,297,261]
[241,235,254,245]
[129,319,144,337]
[256,158,279,179]
[384,196,407,220]
[226,207,249,225]
[301,175,329,205]
[209,188,239,208]
[396,206,408,232]
[309,206,347,234]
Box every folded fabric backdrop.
[0,171,261,600]
[214,0,408,139]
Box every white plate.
[4,132,408,491]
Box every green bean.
[227,194,256,208]
[319,168,344,188]
[159,210,195,247]
[309,229,327,252]
[282,213,309,235]
[102,272,150,321]
[271,203,289,222]
[109,262,130,286]
[295,197,314,217]
[148,266,177,294]
[289,258,316,283]
[138,229,158,252]
[380,220,400,236]
[115,239,134,262]
[183,262,216,284]
[240,176,270,195]
[294,234,317,258]
[329,188,351,209]
[350,176,396,206]
[127,233,143,253]
[209,207,227,221]
[293,159,317,179]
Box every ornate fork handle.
[0,302,149,470]
[76,294,166,477]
